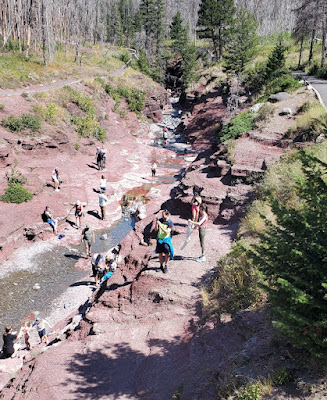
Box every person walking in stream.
[81,224,95,257]
[154,209,174,273]
[189,204,208,262]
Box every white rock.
[250,103,264,113]
[33,284,41,290]
[281,108,292,115]
[316,133,325,143]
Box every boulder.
[316,133,325,143]
[268,92,289,102]
[250,103,264,113]
[280,108,292,115]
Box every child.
[22,321,31,350]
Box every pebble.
[33,284,41,290]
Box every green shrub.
[128,88,146,112]
[2,113,41,132]
[254,103,275,123]
[308,63,327,79]
[265,72,301,94]
[64,86,94,113]
[0,104,4,110]
[34,101,58,123]
[71,115,107,142]
[202,241,265,317]
[101,81,145,113]
[0,183,33,203]
[113,50,130,64]
[220,111,255,142]
[272,367,292,385]
[237,382,264,400]
[5,163,27,185]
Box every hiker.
[70,200,83,228]
[81,224,95,257]
[162,127,168,145]
[191,193,202,223]
[100,255,118,284]
[96,147,104,171]
[51,168,61,191]
[155,209,174,273]
[2,326,22,358]
[99,189,109,220]
[151,162,157,178]
[43,206,58,235]
[189,204,208,262]
[91,253,105,285]
[21,321,31,351]
[102,146,107,169]
[100,175,107,192]
[32,317,51,345]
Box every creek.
[0,97,186,348]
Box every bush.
[237,382,264,400]
[2,113,41,132]
[0,183,33,203]
[5,163,27,185]
[254,103,275,123]
[202,241,265,317]
[64,86,94,113]
[34,101,58,123]
[220,111,255,142]
[113,50,130,64]
[71,115,107,142]
[0,104,4,110]
[308,63,327,79]
[102,82,145,113]
[272,367,292,385]
[265,72,301,94]
[285,102,327,142]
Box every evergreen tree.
[170,12,185,41]
[248,151,327,357]
[139,0,165,80]
[118,0,135,45]
[223,9,258,76]
[107,3,123,45]
[197,0,236,60]
[265,38,287,79]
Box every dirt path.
[293,71,327,111]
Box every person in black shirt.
[2,325,21,358]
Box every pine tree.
[170,12,184,41]
[265,38,287,79]
[248,151,327,357]
[107,3,123,45]
[197,0,236,60]
[223,9,258,76]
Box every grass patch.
[71,115,106,142]
[34,101,59,123]
[285,101,327,142]
[64,86,94,113]
[254,103,275,124]
[219,110,255,142]
[2,113,41,132]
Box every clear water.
[0,217,134,346]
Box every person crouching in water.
[155,210,174,273]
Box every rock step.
[246,131,292,148]
[231,165,265,178]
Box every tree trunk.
[26,24,31,58]
[321,9,326,68]
[308,29,315,64]
[298,36,304,69]
[41,0,47,66]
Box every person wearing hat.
[81,224,95,257]
[70,200,84,228]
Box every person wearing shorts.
[43,206,58,234]
[70,200,83,228]
[81,224,95,257]
[32,317,51,345]
[155,210,174,273]
[91,253,105,285]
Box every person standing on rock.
[51,168,61,191]
[96,147,104,171]
[162,127,168,146]
[32,317,51,345]
[99,189,109,220]
[81,224,95,257]
[151,162,157,178]
[70,200,83,229]
[189,204,208,262]
[100,175,107,192]
[155,209,174,273]
[191,193,202,223]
